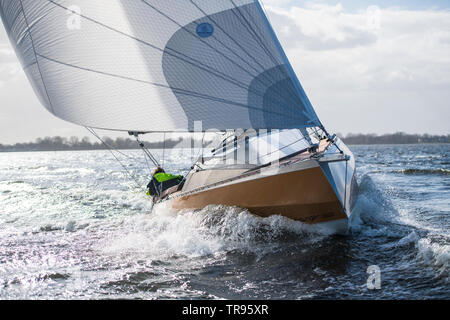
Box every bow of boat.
[161,138,358,233]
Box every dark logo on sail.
[196,23,214,38]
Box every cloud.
[0,2,448,141]
[0,37,21,84]
[0,23,91,143]
[267,3,378,51]
[264,3,450,88]
[0,61,21,81]
[262,3,450,134]
[0,47,14,55]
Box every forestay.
[0,0,321,132]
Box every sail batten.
[0,0,321,132]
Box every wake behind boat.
[0,0,358,233]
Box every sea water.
[0,144,448,299]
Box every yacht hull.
[163,139,358,229]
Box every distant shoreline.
[338,133,449,145]
[0,142,448,153]
[0,133,448,152]
[0,136,211,153]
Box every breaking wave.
[348,174,450,279]
[416,238,450,277]
[391,168,450,176]
[100,204,333,260]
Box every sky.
[0,1,449,144]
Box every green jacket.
[146,172,183,197]
[153,172,183,183]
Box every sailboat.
[0,0,357,233]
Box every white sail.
[0,0,321,132]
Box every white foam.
[416,238,450,276]
[397,231,420,247]
[100,204,330,260]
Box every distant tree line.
[0,136,204,152]
[339,132,449,145]
[0,132,448,152]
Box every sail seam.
[243,1,299,100]
[141,0,300,114]
[42,0,310,122]
[190,0,274,79]
[36,53,307,123]
[230,0,279,70]
[17,0,55,114]
[1,1,323,131]
[44,0,307,120]
[254,1,320,124]
[9,5,24,31]
[43,0,265,99]
[233,0,300,102]
[23,61,37,70]
[188,0,300,108]
[1,0,17,22]
[229,0,305,106]
[142,0,260,80]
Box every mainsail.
[0,0,321,132]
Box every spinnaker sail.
[0,0,321,132]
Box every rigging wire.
[142,148,152,176]
[85,127,145,190]
[255,130,316,163]
[188,131,207,171]
[209,128,324,165]
[162,132,166,168]
[132,133,153,176]
[132,132,161,168]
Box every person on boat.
[147,166,183,198]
